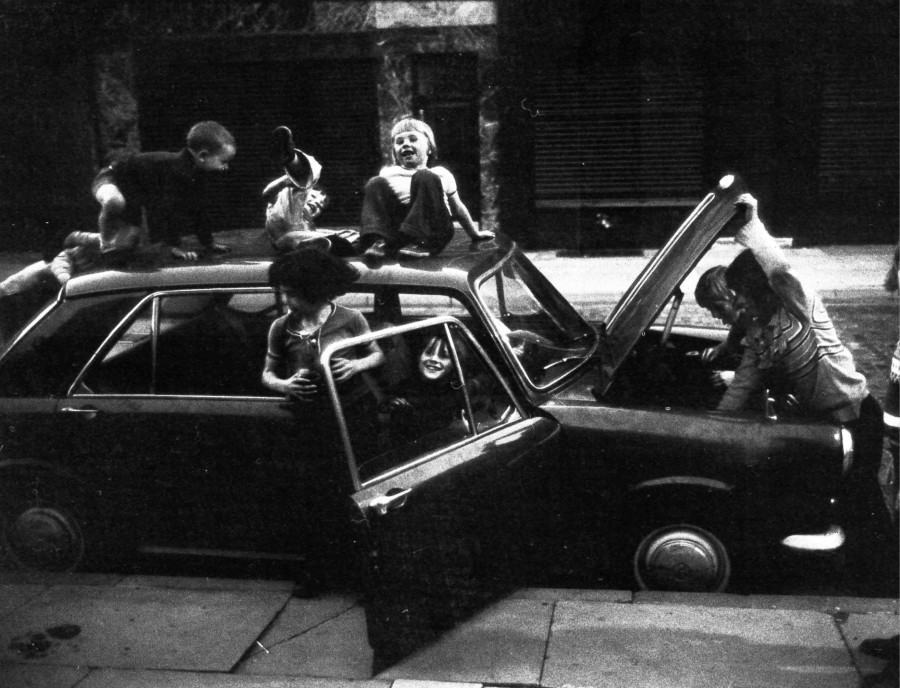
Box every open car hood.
[597,174,747,393]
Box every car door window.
[0,292,146,397]
[332,319,520,485]
[396,292,470,319]
[79,289,278,397]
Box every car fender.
[0,458,82,482]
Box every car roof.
[64,233,515,298]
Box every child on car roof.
[92,120,236,261]
[263,125,334,253]
[360,116,494,261]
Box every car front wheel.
[632,523,731,593]
[0,469,87,572]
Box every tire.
[632,523,731,593]
[0,468,88,573]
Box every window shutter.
[818,57,899,199]
[531,67,704,207]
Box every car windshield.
[477,252,597,388]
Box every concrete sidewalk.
[0,572,896,688]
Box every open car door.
[323,317,562,672]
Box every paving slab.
[245,593,359,650]
[543,600,856,688]
[0,584,46,618]
[635,591,899,615]
[237,600,372,679]
[392,681,481,688]
[838,610,900,680]
[511,588,633,603]
[0,662,89,688]
[0,583,290,671]
[117,576,295,593]
[379,597,553,684]
[78,668,392,688]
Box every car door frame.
[320,316,563,669]
[57,285,328,558]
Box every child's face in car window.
[418,335,455,382]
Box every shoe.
[270,125,296,166]
[364,238,388,260]
[293,236,331,253]
[397,242,432,259]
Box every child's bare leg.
[94,183,128,248]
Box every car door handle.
[369,488,412,516]
[59,405,99,419]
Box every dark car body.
[0,176,856,661]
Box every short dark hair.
[186,121,235,154]
[725,249,778,315]
[268,248,360,303]
[695,266,733,310]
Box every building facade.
[0,0,896,251]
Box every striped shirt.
[717,222,868,423]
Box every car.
[0,175,866,659]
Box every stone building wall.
[92,0,500,230]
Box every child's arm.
[261,322,321,400]
[447,192,495,240]
[716,346,764,413]
[700,322,746,364]
[330,340,385,382]
[733,194,813,318]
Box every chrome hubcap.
[4,507,84,572]
[634,526,730,592]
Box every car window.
[478,255,596,388]
[0,292,145,397]
[335,320,520,485]
[78,289,277,397]
[396,292,469,319]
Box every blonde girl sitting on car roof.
[360,116,494,261]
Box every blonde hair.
[389,117,438,164]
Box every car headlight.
[841,427,854,476]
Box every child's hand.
[700,342,726,364]
[287,368,321,401]
[470,228,496,241]
[329,357,358,382]
[733,193,764,236]
[171,247,200,261]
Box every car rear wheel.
[0,469,87,572]
[633,523,731,593]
